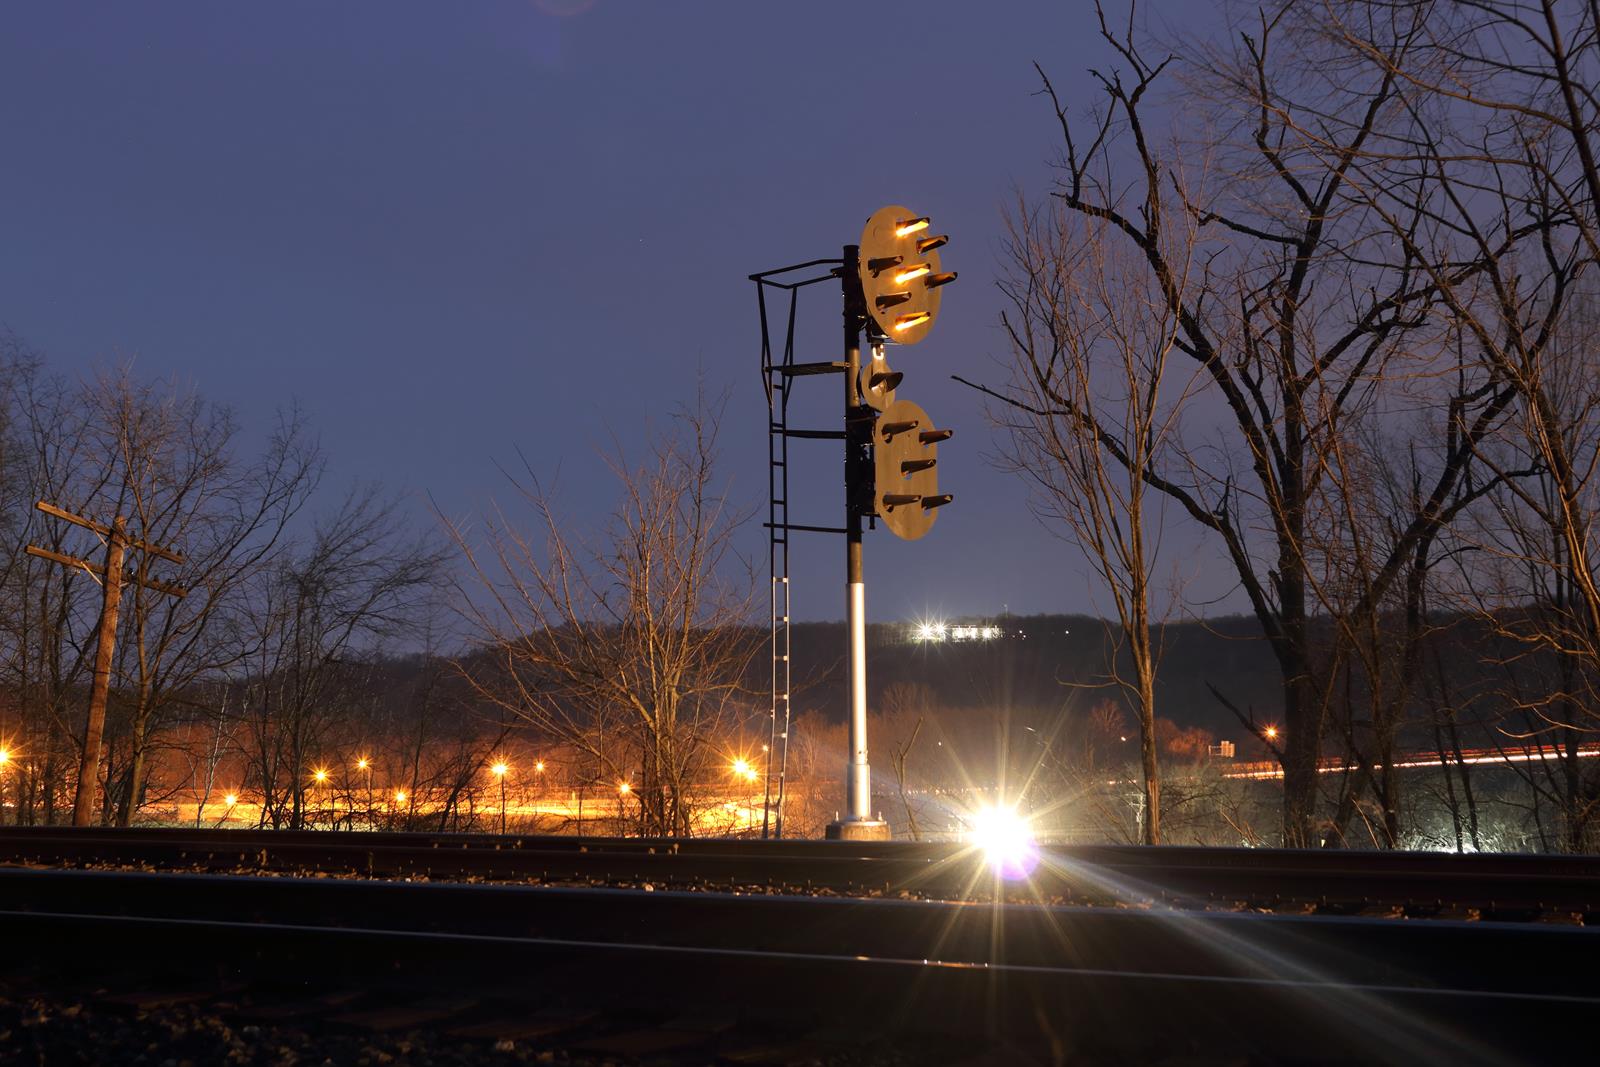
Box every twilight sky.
[0,1,1229,624]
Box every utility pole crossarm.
[34,500,186,564]
[24,544,189,599]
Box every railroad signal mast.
[25,500,186,827]
[752,205,956,841]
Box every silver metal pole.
[847,579,870,819]
[829,246,888,841]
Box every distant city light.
[968,804,1039,879]
[1264,725,1279,740]
[731,758,751,778]
[534,760,545,773]
[312,768,329,784]
[618,781,632,795]
[394,790,408,804]
[356,757,369,770]
[911,618,1003,643]
[224,793,238,806]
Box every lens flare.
[968,804,1039,879]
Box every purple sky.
[1,2,1230,624]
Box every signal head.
[859,205,953,345]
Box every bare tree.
[77,369,321,825]
[979,159,1211,843]
[996,4,1514,845]
[1297,0,1600,849]
[237,487,447,829]
[879,682,935,840]
[450,399,761,838]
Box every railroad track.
[1,865,1595,1064]
[2,826,1598,919]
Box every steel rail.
[3,827,1599,913]
[1,868,1594,1064]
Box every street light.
[1264,725,1279,741]
[311,767,329,828]
[531,760,546,822]
[1,748,12,828]
[224,793,238,807]
[356,757,373,829]
[730,758,759,833]
[491,760,509,834]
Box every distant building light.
[1209,741,1236,759]
[911,618,1003,643]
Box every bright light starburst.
[968,804,1039,880]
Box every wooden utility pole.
[26,500,185,827]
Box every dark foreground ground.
[0,982,969,1067]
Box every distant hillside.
[780,614,1282,741]
[774,608,1560,753]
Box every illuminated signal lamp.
[895,216,930,237]
[969,804,1039,879]
[893,263,932,285]
[894,311,932,332]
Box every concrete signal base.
[825,818,892,841]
